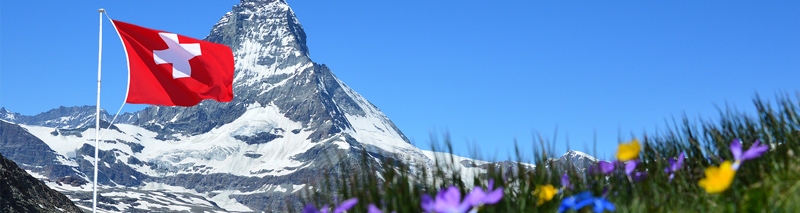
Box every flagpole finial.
[98,8,105,13]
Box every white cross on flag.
[111,20,234,106]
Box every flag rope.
[97,11,129,140]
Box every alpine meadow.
[1,0,799,212]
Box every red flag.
[111,20,234,106]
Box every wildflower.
[465,179,503,208]
[624,160,647,182]
[730,139,769,170]
[593,161,616,175]
[534,184,558,206]
[664,152,685,182]
[430,186,472,213]
[561,173,572,190]
[368,204,383,213]
[557,192,591,213]
[616,139,641,161]
[575,197,616,213]
[698,161,736,193]
[303,198,358,213]
[421,194,435,212]
[558,191,615,213]
[367,204,395,213]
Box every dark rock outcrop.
[0,152,83,213]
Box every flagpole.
[94,8,105,213]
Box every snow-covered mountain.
[550,150,599,172]
[0,0,502,211]
[0,106,115,129]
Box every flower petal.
[367,204,383,213]
[333,198,358,213]
[625,160,638,175]
[741,139,769,161]
[633,172,648,182]
[616,139,641,161]
[434,187,462,212]
[421,194,434,212]
[558,196,579,213]
[698,161,737,193]
[730,138,743,161]
[599,161,615,174]
[599,198,616,212]
[561,173,571,189]
[303,204,321,213]
[665,158,677,173]
[464,187,486,206]
[592,199,606,213]
[573,198,594,211]
[484,187,504,204]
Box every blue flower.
[558,191,615,213]
[558,192,592,213]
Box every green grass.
[304,94,800,212]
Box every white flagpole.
[94,8,105,213]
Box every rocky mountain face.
[0,0,455,211]
[0,0,599,212]
[552,150,598,172]
[0,106,113,129]
[0,151,83,213]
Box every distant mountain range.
[0,0,597,211]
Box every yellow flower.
[616,139,641,161]
[698,161,737,193]
[534,184,558,206]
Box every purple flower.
[664,152,685,182]
[368,204,383,213]
[624,160,647,182]
[592,161,616,175]
[303,198,358,213]
[558,191,615,213]
[368,204,395,213]
[730,139,769,170]
[561,173,572,190]
[465,179,503,207]
[624,160,638,175]
[432,186,472,213]
[421,194,435,212]
[423,182,504,213]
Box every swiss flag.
[111,20,234,106]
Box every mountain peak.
[125,0,411,148]
[240,0,285,3]
[561,150,597,161]
[205,0,309,83]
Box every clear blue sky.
[1,1,799,161]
